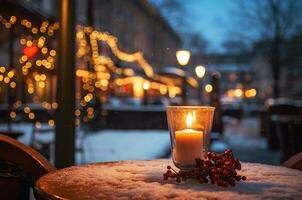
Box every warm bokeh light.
[159,85,167,95]
[227,89,235,97]
[28,112,35,119]
[75,109,81,116]
[195,65,206,78]
[143,82,150,90]
[41,74,47,81]
[23,45,38,58]
[245,88,257,98]
[0,66,6,73]
[28,87,34,94]
[50,50,56,56]
[205,84,213,93]
[38,81,45,88]
[84,93,93,102]
[234,88,243,98]
[169,87,177,98]
[176,50,191,66]
[4,77,10,83]
[7,70,15,78]
[48,119,55,126]
[32,27,38,34]
[187,77,198,89]
[35,122,42,129]
[24,106,30,113]
[41,47,48,54]
[249,89,257,97]
[52,102,58,109]
[10,111,16,119]
[10,81,16,88]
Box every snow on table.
[36,159,302,200]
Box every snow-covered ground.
[0,123,171,165]
[80,130,170,163]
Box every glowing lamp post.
[143,82,150,90]
[143,81,150,104]
[176,50,191,105]
[195,65,206,79]
[205,84,213,93]
[176,50,191,66]
[195,65,206,104]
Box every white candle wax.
[174,129,204,165]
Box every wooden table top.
[35,159,302,200]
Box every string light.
[28,112,35,119]
[9,111,16,119]
[0,16,196,126]
[234,88,243,98]
[245,88,257,98]
[35,121,42,128]
[48,119,55,126]
[0,17,60,124]
[75,25,186,109]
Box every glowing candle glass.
[166,106,215,170]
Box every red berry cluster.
[163,149,247,187]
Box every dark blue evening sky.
[150,0,234,52]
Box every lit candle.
[174,113,203,165]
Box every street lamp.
[176,50,191,105]
[205,84,213,93]
[176,50,191,66]
[195,65,206,78]
[195,65,206,104]
[143,81,150,105]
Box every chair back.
[266,104,301,150]
[282,152,302,171]
[268,104,301,115]
[0,134,56,200]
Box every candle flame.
[186,112,193,129]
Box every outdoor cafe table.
[35,159,302,200]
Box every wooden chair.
[273,115,302,163]
[282,152,302,171]
[30,125,55,160]
[0,131,24,140]
[266,104,301,150]
[0,134,56,200]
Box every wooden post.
[182,76,187,105]
[198,79,203,105]
[7,26,15,132]
[210,73,223,135]
[87,0,94,26]
[55,0,76,168]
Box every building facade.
[89,0,181,68]
[0,0,181,105]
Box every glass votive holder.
[166,106,215,170]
